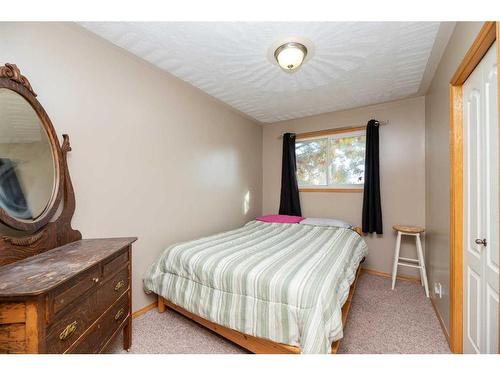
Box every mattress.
[143,220,368,353]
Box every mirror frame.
[0,64,64,231]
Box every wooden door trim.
[449,21,498,354]
[497,21,500,355]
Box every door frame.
[449,21,500,353]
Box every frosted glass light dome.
[274,42,308,72]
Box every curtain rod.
[279,120,389,139]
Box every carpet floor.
[108,273,450,354]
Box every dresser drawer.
[50,266,100,317]
[69,294,129,354]
[97,265,129,310]
[46,291,100,353]
[103,250,129,277]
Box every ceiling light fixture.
[274,42,308,72]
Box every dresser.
[0,238,136,353]
[0,64,137,354]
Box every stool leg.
[416,234,429,297]
[416,237,425,286]
[391,231,402,290]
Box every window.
[295,130,366,190]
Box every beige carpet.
[108,273,450,354]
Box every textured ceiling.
[81,22,441,123]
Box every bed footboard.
[154,261,363,354]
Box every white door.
[462,41,499,354]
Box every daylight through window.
[295,130,366,189]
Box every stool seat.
[392,224,425,234]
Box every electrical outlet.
[433,282,442,298]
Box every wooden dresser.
[0,238,136,353]
[0,64,138,354]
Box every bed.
[143,220,367,354]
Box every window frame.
[295,128,366,193]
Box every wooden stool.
[391,225,429,297]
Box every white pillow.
[300,217,352,229]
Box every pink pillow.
[256,215,304,224]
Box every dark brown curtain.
[362,120,383,234]
[279,133,302,216]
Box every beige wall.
[425,22,483,334]
[0,22,263,311]
[263,96,426,278]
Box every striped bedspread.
[143,220,368,353]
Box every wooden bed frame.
[156,226,364,354]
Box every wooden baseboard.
[430,296,451,347]
[361,267,421,284]
[132,301,157,319]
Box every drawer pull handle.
[59,321,78,341]
[114,280,125,291]
[92,277,100,283]
[114,308,125,321]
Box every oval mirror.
[0,88,56,222]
